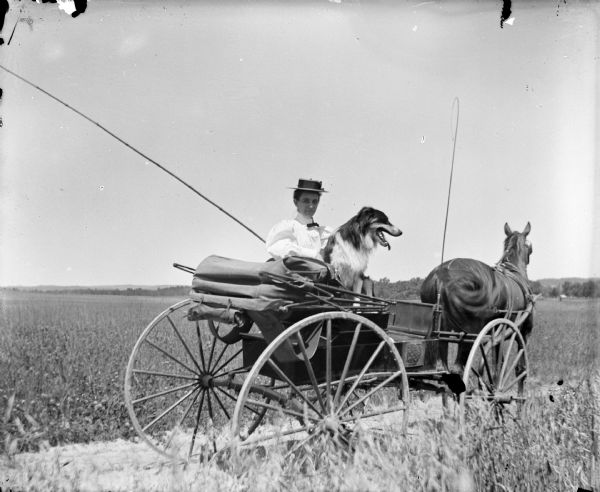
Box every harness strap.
[493,262,533,312]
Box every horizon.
[3,275,599,290]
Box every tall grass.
[1,292,597,490]
[4,383,594,491]
[527,298,599,383]
[0,292,180,448]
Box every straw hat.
[288,178,328,193]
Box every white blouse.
[266,215,333,260]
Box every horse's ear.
[504,223,512,236]
[523,222,531,236]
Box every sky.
[0,0,598,286]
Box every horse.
[420,222,533,373]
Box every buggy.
[124,255,534,460]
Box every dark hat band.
[288,178,328,193]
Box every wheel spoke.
[196,321,207,371]
[338,369,402,418]
[489,326,496,362]
[333,322,362,407]
[198,388,206,416]
[188,390,206,459]
[215,365,252,378]
[215,386,239,403]
[497,348,504,379]
[142,386,199,432]
[212,348,243,376]
[479,343,495,389]
[325,319,332,413]
[216,387,263,417]
[501,370,527,393]
[339,402,407,424]
[470,366,494,395]
[244,397,322,423]
[337,340,386,412]
[211,389,231,420]
[206,387,214,420]
[207,337,218,373]
[497,402,519,421]
[178,389,202,427]
[164,389,201,450]
[294,332,326,412]
[284,431,320,459]
[132,369,199,381]
[497,331,517,385]
[208,343,229,374]
[167,315,203,373]
[493,326,504,375]
[464,394,526,401]
[266,359,323,417]
[132,381,199,405]
[145,339,199,376]
[332,430,352,451]
[499,348,525,389]
[241,421,314,446]
[210,320,222,337]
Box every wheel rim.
[460,318,528,427]
[124,299,270,461]
[231,311,409,453]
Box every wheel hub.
[200,374,213,388]
[323,415,342,435]
[493,393,514,404]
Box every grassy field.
[0,291,597,490]
[0,292,180,448]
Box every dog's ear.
[357,206,373,216]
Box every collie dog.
[323,207,402,293]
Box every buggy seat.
[187,255,392,361]
[189,255,335,313]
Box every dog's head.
[355,207,402,250]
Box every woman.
[266,179,332,260]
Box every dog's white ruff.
[328,233,377,292]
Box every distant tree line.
[373,278,600,300]
[529,280,600,298]
[374,277,424,300]
[3,286,190,297]
[86,286,191,297]
[4,278,599,299]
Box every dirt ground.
[5,380,594,492]
[1,395,449,491]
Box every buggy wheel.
[460,318,528,428]
[124,299,270,461]
[231,311,409,453]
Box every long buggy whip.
[440,96,460,267]
[0,64,266,244]
[434,97,460,310]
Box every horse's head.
[502,222,532,274]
